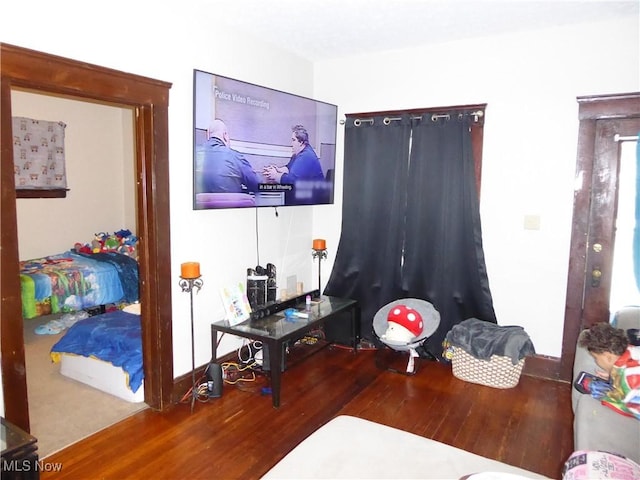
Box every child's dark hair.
[578,322,628,355]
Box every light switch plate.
[523,214,541,230]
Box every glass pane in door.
[610,140,640,314]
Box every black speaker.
[206,363,223,398]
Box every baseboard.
[172,350,568,402]
[171,349,239,404]
[522,354,566,382]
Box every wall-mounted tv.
[193,69,338,210]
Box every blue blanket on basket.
[51,310,143,392]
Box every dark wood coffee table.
[211,295,359,407]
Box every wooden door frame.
[559,92,640,382]
[1,43,174,431]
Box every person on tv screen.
[196,119,260,195]
[263,124,326,205]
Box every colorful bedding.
[20,251,139,319]
[50,310,143,393]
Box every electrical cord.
[221,361,259,385]
[296,336,319,345]
[179,373,210,404]
[237,339,263,364]
[255,206,260,266]
[196,383,209,396]
[225,373,257,385]
[331,339,377,351]
[237,341,251,363]
[308,328,325,340]
[179,333,266,404]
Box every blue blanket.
[20,250,139,319]
[75,251,139,303]
[51,310,143,392]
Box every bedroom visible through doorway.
[12,88,145,456]
[1,42,174,434]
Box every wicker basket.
[451,347,525,389]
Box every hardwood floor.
[40,345,574,479]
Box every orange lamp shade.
[181,262,201,279]
[313,239,326,251]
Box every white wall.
[1,7,638,416]
[312,17,639,358]
[0,3,318,388]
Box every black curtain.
[323,115,411,341]
[325,111,496,356]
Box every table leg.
[351,306,360,353]
[268,340,282,408]
[211,327,218,362]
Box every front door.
[582,116,640,326]
[561,92,640,381]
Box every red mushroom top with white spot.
[387,305,424,337]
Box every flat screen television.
[193,69,338,210]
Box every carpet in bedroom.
[23,315,148,459]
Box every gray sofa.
[571,306,640,464]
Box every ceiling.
[212,0,639,62]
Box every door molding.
[1,43,174,431]
[560,92,640,382]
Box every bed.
[50,309,144,403]
[262,415,550,479]
[20,250,139,319]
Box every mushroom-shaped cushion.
[373,298,440,351]
[382,305,424,343]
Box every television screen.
[193,69,338,210]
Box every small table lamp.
[312,239,327,296]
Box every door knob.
[591,267,602,287]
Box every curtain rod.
[614,134,639,142]
[344,110,484,126]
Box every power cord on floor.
[331,339,378,351]
[221,361,259,385]
[179,373,210,404]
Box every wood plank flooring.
[40,345,574,479]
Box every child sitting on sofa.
[579,322,640,420]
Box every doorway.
[1,43,174,432]
[12,89,148,457]
[561,92,640,381]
